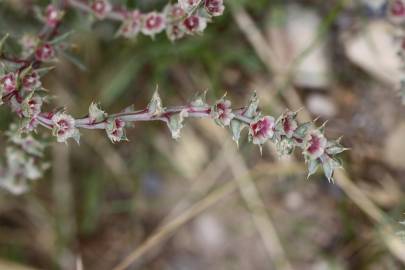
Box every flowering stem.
[35,104,253,131]
[0,0,345,195]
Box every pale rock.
[360,0,386,11]
[284,191,304,211]
[384,122,405,169]
[343,20,402,87]
[193,214,225,255]
[285,4,332,89]
[306,94,338,118]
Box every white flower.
[52,112,80,143]
[141,12,166,37]
[211,99,234,126]
[204,0,225,17]
[182,15,207,34]
[249,116,275,145]
[22,72,41,92]
[179,0,201,14]
[22,94,43,118]
[117,10,142,39]
[91,0,112,19]
[303,129,327,160]
[106,118,126,143]
[277,111,298,138]
[1,73,17,94]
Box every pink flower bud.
[249,116,275,145]
[303,129,327,160]
[22,72,41,92]
[35,43,55,62]
[183,15,207,34]
[204,0,225,16]
[1,73,17,94]
[118,10,142,38]
[52,112,77,143]
[91,0,112,19]
[45,4,63,27]
[142,12,166,37]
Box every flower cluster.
[0,125,48,194]
[0,0,345,194]
[64,0,225,41]
[32,91,344,183]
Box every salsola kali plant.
[0,0,346,194]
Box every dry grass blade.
[224,144,294,270]
[112,163,303,270]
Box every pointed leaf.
[307,158,320,179]
[148,89,164,116]
[190,90,208,107]
[243,91,259,118]
[0,33,9,54]
[49,31,73,45]
[167,109,188,139]
[89,102,107,123]
[230,119,247,147]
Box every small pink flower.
[179,0,200,13]
[1,73,17,94]
[22,95,43,118]
[388,0,405,23]
[165,3,186,21]
[45,4,63,27]
[106,118,126,143]
[183,15,207,34]
[391,0,405,16]
[91,0,112,19]
[166,24,185,41]
[52,112,77,143]
[118,10,142,38]
[279,111,298,138]
[23,117,40,132]
[204,0,225,16]
[211,99,234,126]
[303,129,327,160]
[35,43,55,62]
[142,12,166,37]
[22,72,41,92]
[249,116,275,145]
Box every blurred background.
[1,0,405,269]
